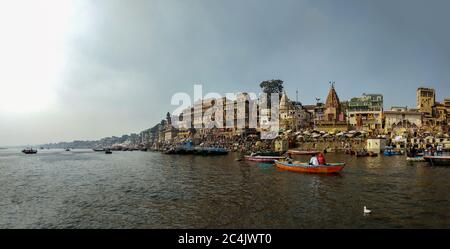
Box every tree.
[260,79,284,95]
[259,79,284,108]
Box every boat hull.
[245,156,285,162]
[287,150,320,155]
[423,156,450,166]
[275,161,345,174]
[406,157,425,162]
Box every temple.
[315,82,348,132]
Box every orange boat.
[275,160,345,174]
[287,150,320,155]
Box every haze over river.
[0,149,448,228]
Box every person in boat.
[317,153,326,165]
[436,144,443,156]
[285,152,293,164]
[309,153,319,166]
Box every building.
[445,98,450,126]
[366,138,387,153]
[347,93,383,132]
[417,87,436,127]
[383,107,422,136]
[315,83,348,132]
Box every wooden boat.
[355,151,378,157]
[423,156,450,166]
[274,160,345,174]
[22,148,37,154]
[406,156,425,162]
[287,150,320,155]
[245,155,285,162]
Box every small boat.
[383,147,402,156]
[245,155,285,162]
[423,156,450,166]
[355,151,378,157]
[274,160,345,174]
[406,156,425,162]
[105,149,112,154]
[65,148,71,152]
[93,148,105,152]
[22,148,37,154]
[287,150,320,155]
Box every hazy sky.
[0,0,449,146]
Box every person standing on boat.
[436,144,443,156]
[309,154,319,166]
[317,153,326,165]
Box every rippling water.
[0,148,448,228]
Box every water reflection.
[0,148,448,228]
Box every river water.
[0,148,448,228]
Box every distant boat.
[383,146,402,156]
[245,155,285,162]
[105,149,112,154]
[287,150,320,155]
[93,148,105,152]
[65,148,71,152]
[406,156,425,162]
[22,148,37,154]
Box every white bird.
[364,206,372,214]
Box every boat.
[383,146,402,156]
[22,148,37,154]
[65,148,71,152]
[287,150,320,155]
[93,148,105,152]
[245,155,285,162]
[105,149,112,154]
[355,151,378,157]
[406,156,425,162]
[423,156,450,166]
[194,147,228,155]
[275,160,345,174]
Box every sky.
[0,0,449,146]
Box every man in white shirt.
[309,154,319,166]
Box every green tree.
[260,79,284,95]
[259,79,284,108]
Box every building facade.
[347,93,383,132]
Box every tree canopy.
[259,79,284,95]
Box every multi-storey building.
[384,107,422,136]
[347,93,383,132]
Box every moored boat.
[287,150,320,155]
[423,156,450,166]
[406,156,425,162]
[245,155,285,162]
[105,149,112,154]
[22,148,37,154]
[383,146,402,156]
[93,148,105,152]
[274,160,345,174]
